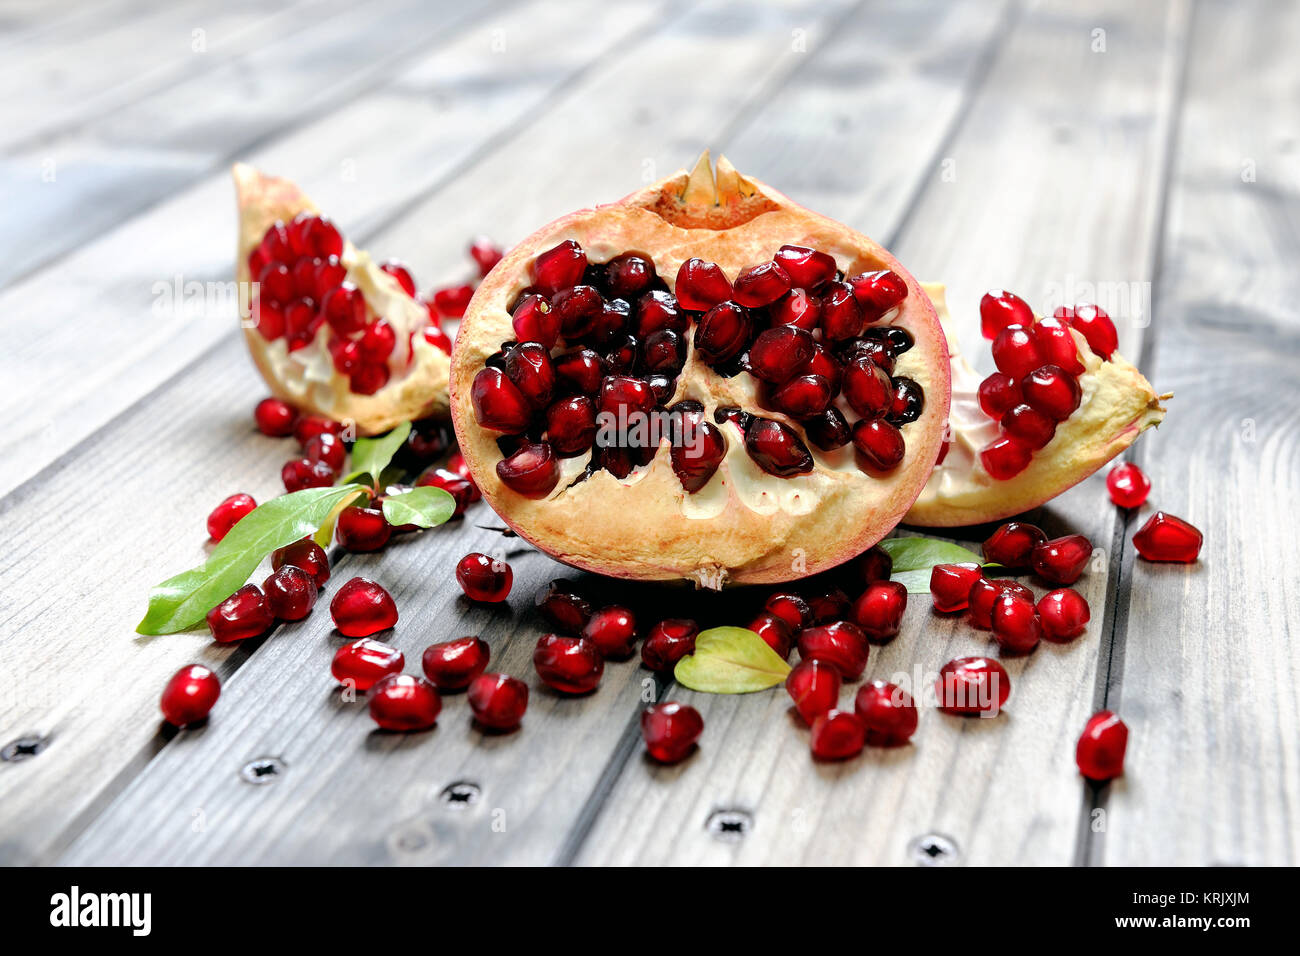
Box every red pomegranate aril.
[272,538,330,589]
[601,252,654,298]
[674,257,733,311]
[929,562,983,613]
[421,635,490,690]
[207,493,256,542]
[281,457,336,493]
[252,299,285,340]
[207,585,273,643]
[422,323,452,354]
[503,342,556,410]
[745,417,813,477]
[854,681,918,746]
[432,283,473,318]
[258,261,294,305]
[533,634,604,694]
[1037,588,1090,641]
[886,376,924,426]
[303,216,344,259]
[992,592,1042,654]
[1076,710,1128,780]
[669,413,726,493]
[641,702,704,763]
[851,580,907,644]
[806,588,851,625]
[771,288,822,330]
[1001,403,1057,450]
[1031,534,1093,585]
[534,580,593,635]
[470,236,504,276]
[992,324,1045,379]
[290,256,321,299]
[303,431,347,472]
[284,299,320,346]
[322,283,367,335]
[634,289,684,336]
[350,362,389,396]
[1107,462,1151,508]
[733,260,792,308]
[842,356,892,419]
[798,343,841,386]
[510,293,559,348]
[774,244,837,288]
[455,553,512,603]
[551,285,604,338]
[748,325,815,384]
[599,374,654,420]
[1031,316,1086,375]
[471,368,531,434]
[967,577,1034,629]
[804,406,852,451]
[253,222,291,269]
[978,372,1023,419]
[330,578,398,637]
[1021,365,1081,422]
[378,261,417,297]
[840,336,894,374]
[979,290,1034,340]
[980,435,1032,480]
[847,270,907,322]
[468,673,528,730]
[810,709,866,761]
[819,281,863,341]
[159,664,221,726]
[936,657,1010,715]
[772,374,833,417]
[532,239,588,296]
[852,419,906,471]
[693,301,751,364]
[254,397,297,437]
[331,638,404,692]
[1065,304,1118,359]
[545,395,597,456]
[262,565,317,621]
[359,319,396,363]
[766,591,812,630]
[368,675,441,732]
[747,612,793,659]
[641,618,698,671]
[852,545,894,586]
[553,348,606,397]
[1133,512,1202,563]
[582,605,638,659]
[796,621,869,680]
[785,658,840,724]
[335,506,391,553]
[983,521,1047,567]
[640,328,683,374]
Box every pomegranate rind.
[232,164,450,435]
[450,155,950,587]
[906,284,1166,527]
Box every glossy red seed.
[733,261,792,308]
[641,702,704,763]
[797,343,841,387]
[748,325,815,384]
[980,290,1034,340]
[469,237,504,276]
[747,612,793,659]
[803,407,852,451]
[967,578,1034,629]
[503,342,556,410]
[533,634,604,694]
[331,638,404,692]
[978,372,1023,419]
[852,418,906,471]
[1076,710,1128,780]
[207,493,256,542]
[263,565,317,621]
[432,284,473,318]
[853,545,894,586]
[854,681,918,746]
[423,323,453,354]
[550,284,603,338]
[368,675,441,731]
[765,592,812,630]
[992,324,1045,379]
[1031,316,1086,375]
[992,592,1042,654]
[254,397,297,437]
[842,356,892,419]
[806,588,851,625]
[785,659,840,724]
[281,457,337,493]
[810,709,866,761]
[336,506,392,553]
[582,605,638,659]
[693,301,751,364]
[1031,534,1093,585]
[796,621,869,680]
[983,521,1048,567]
[1021,365,1082,421]
[1036,588,1090,641]
[819,281,863,341]
[379,261,417,297]
[359,319,396,363]
[979,434,1032,480]
[1067,304,1118,359]
[349,362,390,396]
[771,288,822,330]
[322,283,367,335]
[929,562,983,612]
[674,258,733,311]
[544,395,597,456]
[745,417,814,477]
[456,553,512,602]
[1001,403,1057,450]
[159,665,221,726]
[421,636,491,690]
[1133,512,1202,563]
[271,538,330,589]
[510,293,559,348]
[206,585,273,643]
[534,580,594,635]
[414,467,474,517]
[641,618,698,671]
[772,374,833,417]
[600,252,654,299]
[599,373,654,420]
[847,270,907,322]
[1107,462,1151,508]
[669,412,725,493]
[774,244,837,288]
[468,673,529,730]
[302,430,345,471]
[258,261,294,304]
[851,580,907,644]
[252,299,285,340]
[936,657,1010,715]
[886,376,924,426]
[330,578,398,637]
[642,328,684,374]
[532,240,588,296]
[633,290,684,336]
[470,367,531,434]
[553,348,606,396]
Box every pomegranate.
[233,165,450,435]
[641,618,699,671]
[449,154,949,586]
[640,702,704,764]
[254,397,298,437]
[271,538,330,589]
[1133,512,1202,563]
[1107,461,1151,508]
[263,565,317,621]
[747,612,793,659]
[368,675,441,732]
[422,636,491,690]
[534,580,594,635]
[468,673,529,730]
[331,638,404,692]
[159,665,221,726]
[810,709,866,760]
[1076,710,1128,780]
[982,521,1046,568]
[581,605,639,659]
[936,657,1010,716]
[1030,534,1093,585]
[207,493,256,542]
[854,680,918,746]
[907,285,1166,527]
[329,578,398,637]
[455,553,513,602]
[1037,588,1090,641]
[785,659,840,724]
[928,562,982,613]
[533,634,604,694]
[967,578,1034,629]
[850,580,907,643]
[336,506,392,552]
[796,621,869,680]
[765,591,812,630]
[991,592,1042,654]
[206,585,273,643]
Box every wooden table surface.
[1,0,1296,867]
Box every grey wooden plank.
[1101,0,1300,866]
[574,0,1189,866]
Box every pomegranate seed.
[983,521,1047,567]
[533,580,593,635]
[350,362,390,396]
[305,216,344,258]
[412,467,472,517]
[290,257,322,299]
[1001,403,1057,450]
[968,578,1034,629]
[302,431,346,472]
[159,665,221,726]
[330,578,398,637]
[271,538,330,589]
[992,324,1045,379]
[772,374,833,417]
[206,585,273,643]
[545,395,598,456]
[207,493,256,542]
[991,592,1042,654]
[1066,304,1118,359]
[810,709,866,760]
[258,261,294,304]
[380,261,417,297]
[733,261,792,308]
[510,293,559,348]
[254,397,297,437]
[852,419,906,471]
[471,368,531,434]
[322,284,367,335]
[847,270,907,321]
[766,592,812,630]
[533,634,604,694]
[432,284,473,318]
[980,435,1032,480]
[674,258,732,311]
[804,407,852,450]
[582,605,638,659]
[263,565,317,621]
[634,290,684,336]
[331,638,404,692]
[1076,710,1128,780]
[774,244,837,288]
[693,301,751,364]
[553,348,606,396]
[745,417,813,477]
[747,612,793,659]
[641,618,698,671]
[979,290,1034,339]
[455,553,512,602]
[1021,364,1081,421]
[886,377,924,426]
[497,441,560,497]
[785,659,840,724]
[254,222,291,265]
[642,328,684,374]
[281,457,336,493]
[771,288,822,330]
[330,338,361,375]
[1031,534,1093,585]
[503,342,556,410]
[806,588,852,625]
[295,416,344,449]
[819,281,863,341]
[1133,512,1202,563]
[798,343,842,386]
[839,336,894,374]
[853,545,894,585]
[936,657,1010,715]
[532,239,588,296]
[1037,588,1090,641]
[637,701,703,764]
[1031,316,1086,375]
[842,356,892,419]
[470,237,504,276]
[252,299,285,340]
[796,621,869,680]
[599,373,654,420]
[602,252,655,298]
[551,285,604,338]
[749,325,815,384]
[851,580,907,643]
[337,506,392,553]
[929,562,983,612]
[421,636,491,690]
[978,373,1023,419]
[854,680,918,745]
[359,319,396,363]
[1107,462,1151,508]
[368,675,441,731]
[468,673,528,730]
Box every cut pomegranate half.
[906,285,1167,526]
[233,164,451,435]
[449,153,950,586]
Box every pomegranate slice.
[233,164,450,435]
[449,153,950,586]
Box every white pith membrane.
[905,283,1167,527]
[232,164,451,435]
[450,154,951,587]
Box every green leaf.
[137,484,366,635]
[878,536,983,571]
[381,486,456,529]
[674,626,792,694]
[342,421,412,486]
[891,568,934,594]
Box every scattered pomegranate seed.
[533,634,604,694]
[263,565,318,621]
[271,538,330,589]
[853,545,894,585]
[303,430,346,471]
[534,580,594,635]
[1076,710,1128,780]
[641,702,704,763]
[1030,534,1093,585]
[379,261,416,297]
[1063,304,1117,359]
[991,592,1043,654]
[421,636,490,690]
[282,457,336,492]
[641,618,698,671]
[810,709,866,760]
[206,585,274,643]
[330,578,398,637]
[531,239,588,296]
[432,284,474,318]
[805,588,852,625]
[1036,588,1090,641]
[1107,462,1151,508]
[336,506,392,553]
[496,441,560,498]
[368,675,441,732]
[456,553,512,602]
[470,237,504,276]
[967,578,1034,629]
[765,592,812,630]
[468,673,529,730]
[851,581,907,643]
[581,606,638,659]
[983,521,1047,567]
[785,659,840,724]
[796,621,869,680]
[980,435,1032,480]
[207,493,256,542]
[978,372,1023,419]
[936,657,1010,715]
[1132,512,1202,563]
[331,638,404,692]
[979,290,1034,340]
[929,562,983,612]
[854,681,918,746]
[159,665,221,726]
[254,397,298,437]
[293,415,344,447]
[747,612,793,659]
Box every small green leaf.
[878,536,984,571]
[138,484,366,635]
[891,568,933,594]
[342,421,412,486]
[381,486,456,529]
[674,626,792,694]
